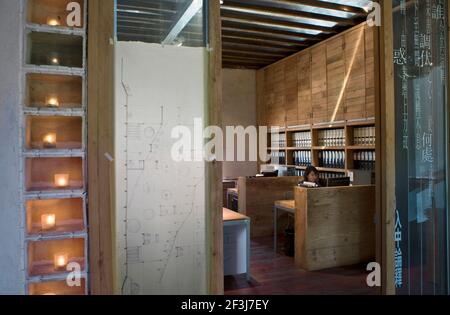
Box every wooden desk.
[273,200,295,253]
[223,207,248,222]
[237,176,302,237]
[294,185,375,271]
[223,208,250,281]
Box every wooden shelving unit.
[265,119,376,177]
[20,0,88,295]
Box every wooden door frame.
[87,0,116,295]
[378,0,396,295]
[207,0,224,295]
[87,0,224,295]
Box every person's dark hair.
[304,166,319,182]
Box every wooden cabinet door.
[298,51,312,125]
[344,27,366,121]
[326,36,346,123]
[284,56,298,126]
[311,44,328,124]
[364,25,376,119]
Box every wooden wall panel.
[87,0,115,295]
[238,176,302,237]
[365,25,376,119]
[344,27,366,121]
[311,44,328,124]
[256,69,267,127]
[272,63,286,126]
[326,36,346,123]
[295,186,376,271]
[207,0,224,295]
[255,23,377,128]
[264,67,276,127]
[298,51,312,125]
[284,56,298,126]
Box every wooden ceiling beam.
[222,35,307,50]
[221,0,356,26]
[223,42,299,54]
[281,0,368,16]
[222,54,278,64]
[221,10,337,33]
[222,19,325,40]
[223,48,289,58]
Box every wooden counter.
[223,208,249,222]
[238,176,301,237]
[294,185,375,271]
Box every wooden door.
[298,51,312,125]
[311,43,328,124]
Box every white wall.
[222,69,258,179]
[114,42,207,295]
[0,0,25,294]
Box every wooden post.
[207,0,224,295]
[379,0,396,295]
[87,0,115,295]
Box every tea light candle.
[54,253,68,271]
[41,213,56,231]
[46,17,61,26]
[43,133,57,149]
[48,53,60,66]
[45,96,60,107]
[54,174,69,188]
[50,57,60,65]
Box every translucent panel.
[28,279,86,295]
[26,198,85,236]
[27,0,85,28]
[27,238,85,277]
[25,116,83,150]
[26,32,83,68]
[116,0,206,47]
[392,0,449,295]
[25,157,84,192]
[26,73,83,109]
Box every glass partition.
[392,0,449,295]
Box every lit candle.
[54,174,69,188]
[45,95,60,107]
[48,53,60,66]
[43,293,56,296]
[54,253,68,271]
[43,133,57,149]
[41,213,56,231]
[50,57,60,65]
[46,17,61,26]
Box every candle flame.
[46,96,59,107]
[43,133,56,144]
[47,18,60,26]
[55,174,69,188]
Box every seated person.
[299,166,323,187]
